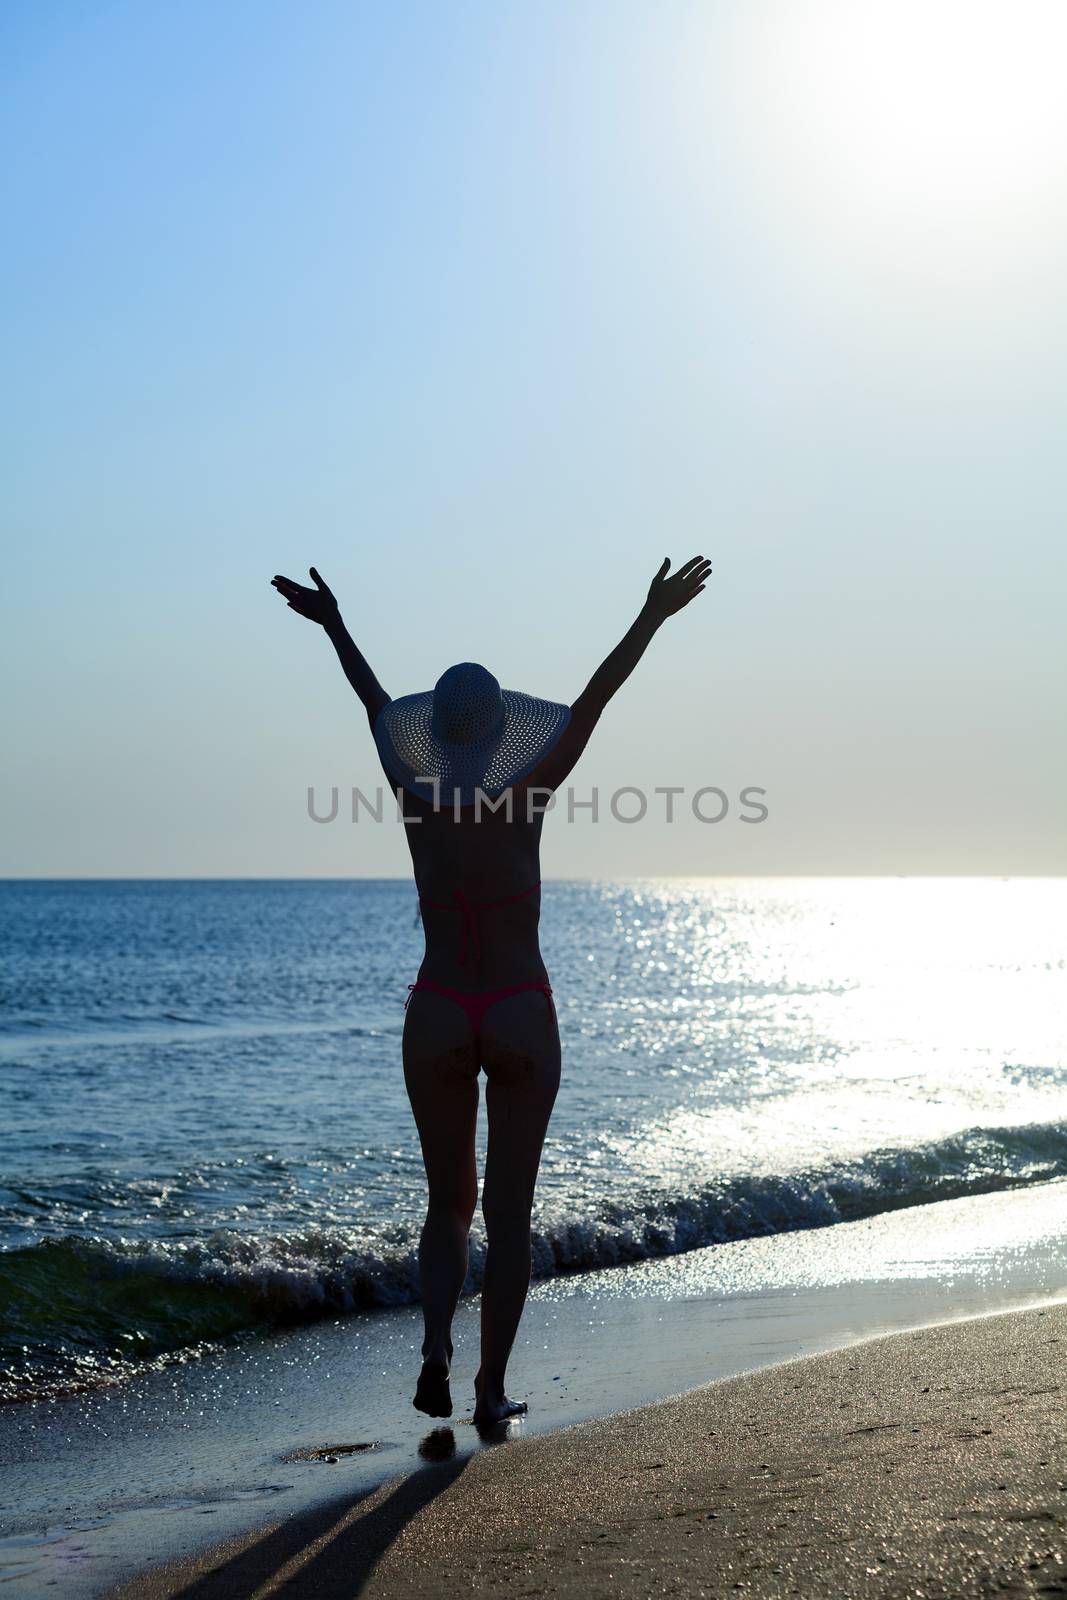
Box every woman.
[270,555,711,1425]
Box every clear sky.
[3,0,1065,877]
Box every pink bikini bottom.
[404,979,555,1044]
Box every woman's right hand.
[643,555,712,623]
[270,567,340,625]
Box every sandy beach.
[4,1182,1065,1598]
[107,1300,1065,1599]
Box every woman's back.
[401,793,548,988]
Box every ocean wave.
[3,1118,1065,1404]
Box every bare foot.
[414,1359,453,1418]
[473,1395,528,1427]
[473,1371,527,1427]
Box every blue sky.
[3,0,1065,875]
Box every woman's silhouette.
[271,556,711,1425]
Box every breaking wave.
[3,1118,1065,1403]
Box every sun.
[732,0,1067,267]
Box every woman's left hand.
[270,567,340,625]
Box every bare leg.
[476,991,560,1426]
[403,993,479,1419]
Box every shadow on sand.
[168,1433,468,1599]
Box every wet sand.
[6,1184,1064,1596]
[110,1300,1066,1599]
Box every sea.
[2,877,1065,1407]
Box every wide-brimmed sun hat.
[373,662,571,806]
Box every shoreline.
[2,1180,1065,1597]
[112,1301,1067,1599]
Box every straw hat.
[374,662,571,806]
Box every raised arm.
[521,555,712,794]
[270,567,390,731]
